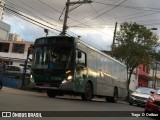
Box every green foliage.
[113,22,159,92]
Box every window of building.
[0,29,8,40]
[0,43,9,52]
[12,43,25,53]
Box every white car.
[6,65,30,80]
[128,87,155,106]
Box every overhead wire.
[1,4,62,34]
[17,0,62,27]
[93,1,160,12]
[5,0,62,32]
[91,0,160,25]
[37,0,80,37]
[4,0,80,38]
[74,0,160,28]
[4,0,160,46]
[72,0,127,28]
[35,0,113,37]
[4,10,59,36]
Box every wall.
[0,40,33,66]
[139,64,149,75]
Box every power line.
[5,10,59,36]
[17,0,62,26]
[35,0,81,37]
[1,5,62,33]
[35,0,113,37]
[37,0,62,13]
[93,1,160,12]
[5,0,62,31]
[86,0,127,21]
[73,0,127,27]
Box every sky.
[2,0,160,50]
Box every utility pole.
[112,22,117,52]
[60,0,92,36]
[153,61,158,89]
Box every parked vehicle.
[28,36,128,101]
[6,65,30,80]
[145,89,160,113]
[128,87,155,106]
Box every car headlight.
[148,96,154,102]
[131,95,135,99]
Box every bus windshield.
[32,45,73,69]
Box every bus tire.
[47,90,56,98]
[81,82,93,101]
[112,88,118,103]
[0,81,2,89]
[106,88,118,103]
[106,96,112,102]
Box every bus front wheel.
[47,90,56,98]
[81,82,93,101]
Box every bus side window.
[76,50,86,66]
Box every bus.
[28,36,127,102]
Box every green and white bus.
[29,36,127,102]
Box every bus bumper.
[29,77,74,91]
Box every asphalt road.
[0,87,156,120]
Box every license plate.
[43,83,50,87]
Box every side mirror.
[78,51,82,58]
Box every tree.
[112,22,159,99]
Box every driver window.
[76,50,86,66]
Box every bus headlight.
[67,75,72,80]
[30,74,35,83]
[30,74,33,79]
[62,75,73,84]
[62,80,67,84]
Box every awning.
[138,74,153,81]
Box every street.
[0,87,156,120]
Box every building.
[0,0,5,20]
[149,63,160,89]
[0,0,11,41]
[9,33,23,41]
[0,21,10,40]
[137,64,152,87]
[0,40,33,66]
